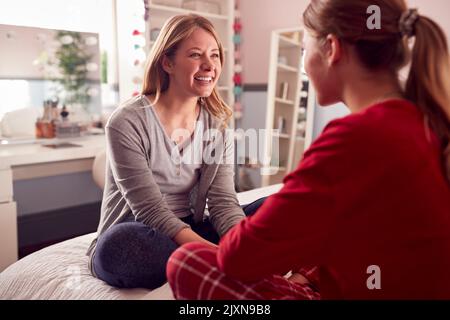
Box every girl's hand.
[287,272,311,285]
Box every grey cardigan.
[86,95,245,258]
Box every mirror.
[0,24,102,118]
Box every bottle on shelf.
[36,99,56,139]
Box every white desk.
[0,135,105,271]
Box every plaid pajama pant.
[166,242,321,300]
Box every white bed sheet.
[0,184,282,300]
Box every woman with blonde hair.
[86,14,264,289]
[167,0,450,299]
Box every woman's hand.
[174,227,217,248]
[287,272,311,285]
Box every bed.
[0,184,282,300]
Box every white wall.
[408,0,450,45]
[0,0,102,32]
[241,0,450,84]
[241,0,308,84]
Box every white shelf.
[149,4,228,21]
[279,35,301,48]
[275,97,295,106]
[277,63,298,73]
[260,166,287,176]
[262,28,315,187]
[218,86,229,91]
[273,132,290,139]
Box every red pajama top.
[218,99,450,299]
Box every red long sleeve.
[217,100,450,299]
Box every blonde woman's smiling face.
[164,27,222,98]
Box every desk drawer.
[0,169,13,203]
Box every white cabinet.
[0,169,13,203]
[0,168,17,271]
[261,28,316,187]
[0,135,105,272]
[0,202,18,272]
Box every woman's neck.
[342,70,404,113]
[151,88,200,143]
[156,87,199,119]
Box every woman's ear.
[325,34,342,66]
[162,55,174,74]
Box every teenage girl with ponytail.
[167,0,450,299]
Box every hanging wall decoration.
[129,1,148,97]
[233,0,243,120]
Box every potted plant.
[54,30,93,108]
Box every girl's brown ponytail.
[403,11,450,181]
